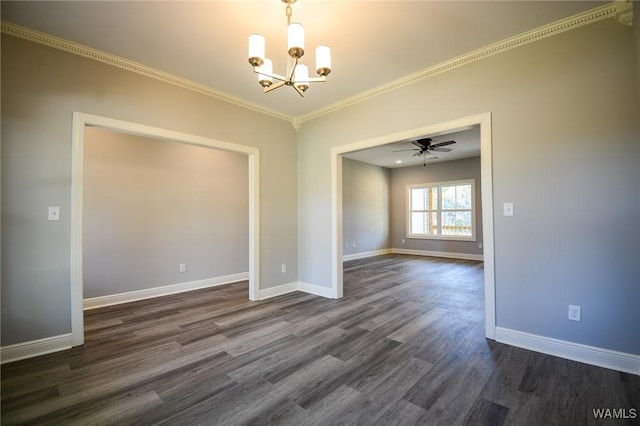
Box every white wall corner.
[496,327,640,376]
[257,282,299,300]
[1,334,72,364]
[298,281,339,299]
[615,0,633,26]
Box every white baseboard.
[84,272,249,310]
[257,281,338,300]
[391,248,484,261]
[496,327,640,375]
[343,248,392,261]
[258,282,299,300]
[1,334,72,365]
[298,281,339,299]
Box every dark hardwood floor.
[2,255,638,425]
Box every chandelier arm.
[252,67,287,82]
[293,84,305,97]
[264,81,286,93]
[306,76,328,83]
[287,57,299,83]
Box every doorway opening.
[331,113,495,339]
[70,112,260,346]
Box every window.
[407,179,475,240]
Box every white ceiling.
[2,1,606,119]
[343,126,480,169]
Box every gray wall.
[1,35,298,346]
[390,157,482,256]
[298,19,640,354]
[635,1,640,121]
[84,127,248,299]
[342,158,390,256]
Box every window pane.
[411,212,426,234]
[442,211,472,236]
[442,211,456,235]
[441,185,456,209]
[456,184,472,209]
[411,188,426,211]
[457,211,472,236]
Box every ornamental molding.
[1,1,632,130]
[0,21,294,123]
[295,1,633,125]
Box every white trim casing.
[391,248,483,262]
[332,112,496,340]
[496,327,640,376]
[83,273,249,310]
[1,334,72,364]
[71,112,260,347]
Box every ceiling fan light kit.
[248,0,332,97]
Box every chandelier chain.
[286,4,292,25]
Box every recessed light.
[396,160,403,164]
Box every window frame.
[406,179,476,241]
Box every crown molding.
[0,21,295,124]
[615,0,633,26]
[296,1,633,125]
[1,1,632,130]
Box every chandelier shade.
[287,23,305,58]
[247,0,331,97]
[248,34,265,67]
[315,45,331,76]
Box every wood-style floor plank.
[2,254,638,425]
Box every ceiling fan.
[393,138,456,166]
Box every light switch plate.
[48,206,60,221]
[503,202,514,217]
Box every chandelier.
[248,0,332,97]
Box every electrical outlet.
[179,263,186,273]
[478,243,483,249]
[281,264,286,273]
[401,239,405,244]
[352,242,356,248]
[568,305,581,322]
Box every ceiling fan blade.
[412,140,430,149]
[430,140,456,148]
[431,148,452,152]
[392,148,420,152]
[412,151,424,157]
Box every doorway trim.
[70,112,260,346]
[331,112,495,339]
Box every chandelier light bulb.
[258,59,273,87]
[315,45,331,76]
[294,64,309,92]
[287,22,305,58]
[248,33,265,67]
